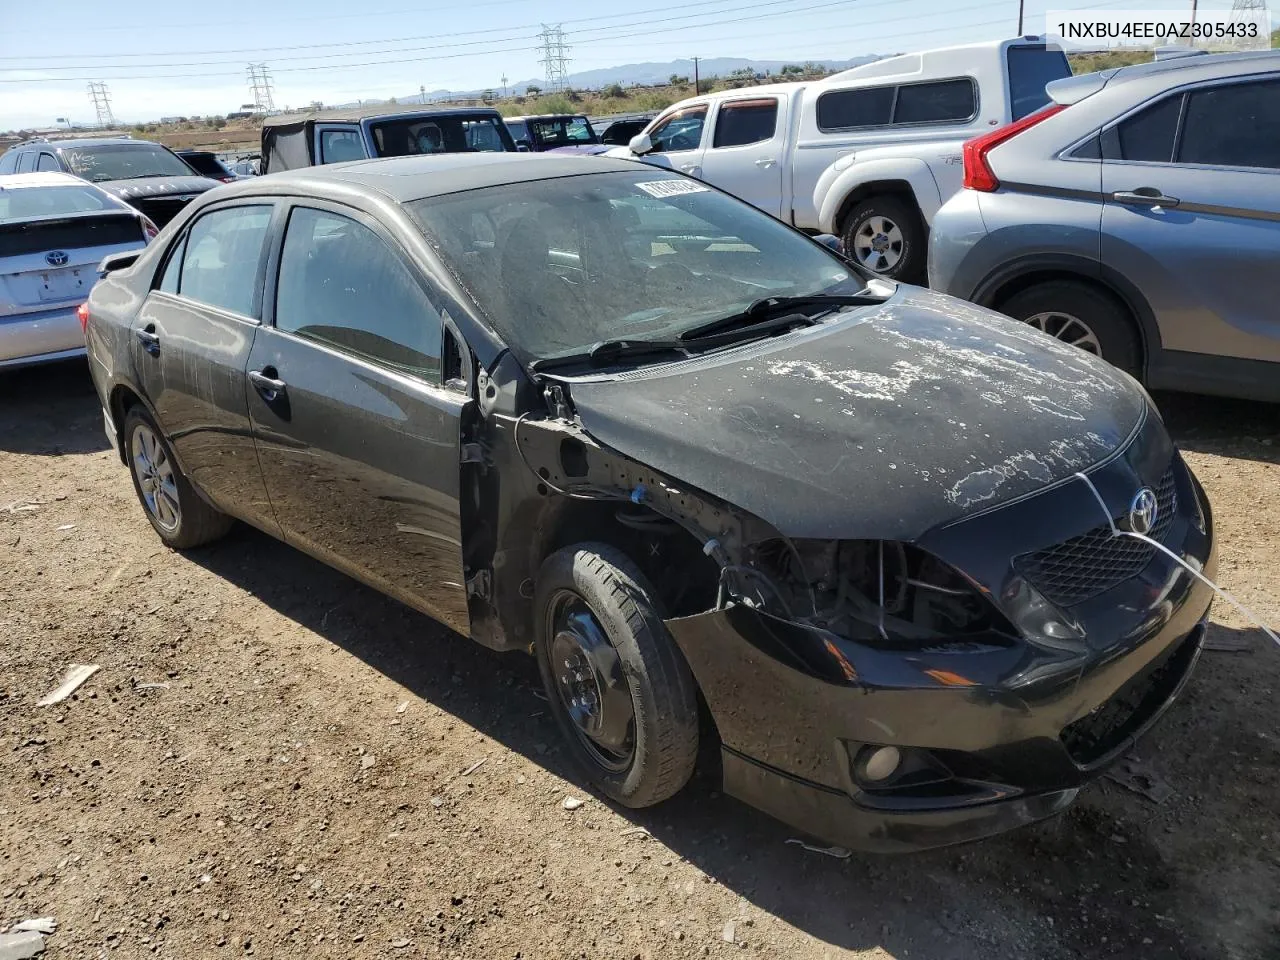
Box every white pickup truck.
[607,38,1071,282]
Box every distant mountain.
[334,55,883,107]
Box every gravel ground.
[2,362,1278,960]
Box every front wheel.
[535,543,699,808]
[124,407,233,549]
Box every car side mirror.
[98,251,140,277]
[814,233,844,255]
[628,133,654,156]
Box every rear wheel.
[535,543,699,808]
[999,280,1141,376]
[840,195,927,283]
[124,407,233,549]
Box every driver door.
[637,104,709,178]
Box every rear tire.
[123,406,233,549]
[999,280,1141,376]
[840,195,927,284]
[535,543,699,808]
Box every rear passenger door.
[1100,75,1280,373]
[245,201,471,635]
[698,97,784,217]
[133,200,280,530]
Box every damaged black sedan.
[84,154,1216,852]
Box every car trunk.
[0,213,144,316]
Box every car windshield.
[410,170,861,364]
[0,184,116,221]
[370,115,512,156]
[529,116,598,146]
[59,143,196,182]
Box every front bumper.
[666,455,1216,853]
[0,305,86,367]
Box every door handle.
[754,158,777,168]
[1113,188,1180,209]
[248,368,287,399]
[136,326,160,355]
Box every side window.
[893,79,976,124]
[1112,95,1182,163]
[275,207,442,380]
[0,151,17,174]
[177,205,272,316]
[158,233,187,294]
[816,87,894,131]
[318,129,365,164]
[647,106,708,153]
[713,99,779,148]
[16,152,36,174]
[37,154,60,172]
[1177,79,1280,170]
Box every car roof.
[216,152,642,204]
[0,171,93,188]
[264,104,502,126]
[36,137,152,149]
[506,114,587,121]
[1103,48,1280,84]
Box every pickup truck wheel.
[535,543,699,808]
[124,407,233,549]
[999,280,1141,376]
[842,196,926,283]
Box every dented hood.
[567,287,1147,541]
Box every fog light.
[860,745,902,783]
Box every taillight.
[77,302,90,332]
[141,216,159,241]
[962,103,1067,193]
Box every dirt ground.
[2,362,1278,960]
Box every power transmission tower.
[501,73,509,97]
[538,24,570,91]
[86,82,115,129]
[246,62,276,114]
[1228,0,1267,47]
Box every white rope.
[1073,471,1279,648]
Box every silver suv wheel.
[1024,311,1104,358]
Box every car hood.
[565,286,1147,541]
[546,144,612,155]
[99,175,220,200]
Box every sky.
[0,0,1271,129]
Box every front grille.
[0,214,144,257]
[1014,467,1178,608]
[1061,627,1201,765]
[130,196,194,227]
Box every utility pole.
[86,82,115,129]
[246,63,276,114]
[501,73,508,97]
[420,84,426,104]
[692,56,701,95]
[1016,0,1025,35]
[1189,0,1197,25]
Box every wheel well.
[108,384,144,462]
[833,180,922,236]
[985,269,1147,367]
[538,500,721,620]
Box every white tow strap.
[1073,471,1279,649]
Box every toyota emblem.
[1127,487,1158,536]
[45,250,69,267]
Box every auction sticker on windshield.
[636,180,710,199]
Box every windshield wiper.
[529,312,820,374]
[678,293,880,342]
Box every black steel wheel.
[535,543,699,808]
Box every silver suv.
[928,50,1280,402]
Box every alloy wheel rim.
[131,424,181,532]
[852,216,904,273]
[1024,311,1104,357]
[546,590,636,772]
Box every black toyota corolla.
[83,154,1215,853]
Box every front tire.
[124,406,233,549]
[535,543,699,808]
[841,195,927,283]
[999,280,1141,376]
